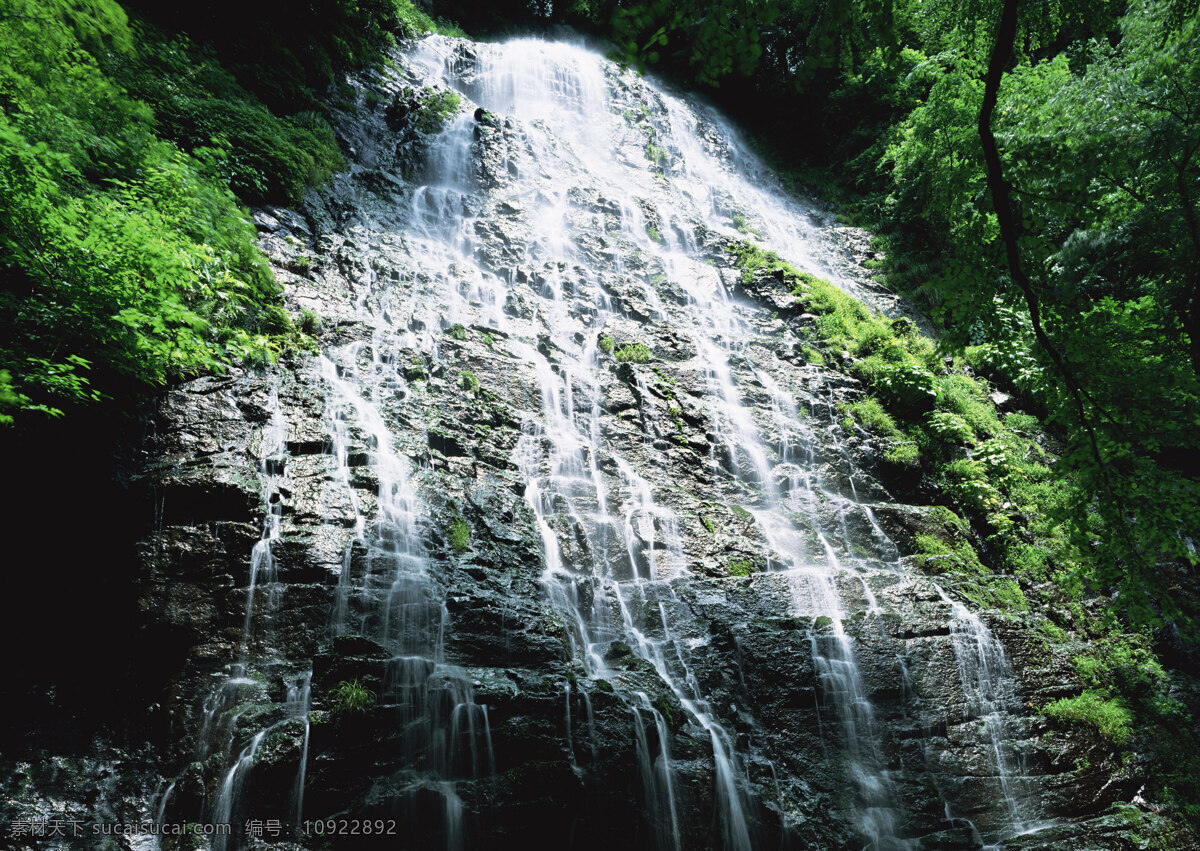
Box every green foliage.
[447,518,471,551]
[1073,635,1168,695]
[0,1,298,424]
[598,335,615,354]
[798,345,825,365]
[869,0,1200,627]
[394,0,464,38]
[414,88,462,134]
[460,370,479,393]
[299,308,321,335]
[914,532,986,576]
[123,0,457,112]
[927,411,975,446]
[961,576,1029,612]
[447,323,469,341]
[873,361,938,414]
[883,440,920,467]
[611,0,777,85]
[330,678,375,714]
[1043,690,1134,744]
[938,374,1001,437]
[106,28,345,206]
[839,397,899,437]
[614,342,652,363]
[1005,412,1039,432]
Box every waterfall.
[162,31,1046,849]
[401,33,904,846]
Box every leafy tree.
[0,0,286,423]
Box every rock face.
[2,34,1183,851]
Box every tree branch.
[977,0,1139,560]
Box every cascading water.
[315,340,495,845]
[397,33,1041,848]
[396,34,900,846]
[179,387,315,851]
[162,31,1048,850]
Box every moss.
[726,559,753,576]
[460,370,479,393]
[731,505,754,523]
[799,345,826,365]
[724,235,1189,784]
[914,532,987,575]
[814,615,834,629]
[598,335,615,354]
[965,576,1029,611]
[1043,690,1134,744]
[447,518,470,551]
[447,323,468,341]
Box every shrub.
[884,441,920,467]
[1005,412,1039,432]
[415,88,461,134]
[299,308,321,334]
[938,373,1002,437]
[460,370,479,393]
[872,361,938,415]
[941,458,1003,512]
